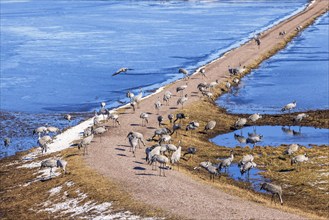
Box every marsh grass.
[161,98,329,219]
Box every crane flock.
[10,55,313,211]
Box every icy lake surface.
[0,0,311,157]
[1,0,309,113]
[216,13,329,114]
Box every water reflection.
[221,163,267,192]
[211,126,329,148]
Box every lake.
[0,0,310,157]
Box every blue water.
[211,126,329,148]
[1,0,309,113]
[217,12,329,114]
[223,163,267,192]
[0,0,310,157]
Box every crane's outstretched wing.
[112,67,134,76]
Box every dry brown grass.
[159,98,329,219]
[0,148,177,220]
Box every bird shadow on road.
[135,173,157,176]
[115,148,125,151]
[169,107,178,110]
[117,153,127,157]
[117,144,130,148]
[134,161,144,164]
[130,124,140,127]
[133,166,146,171]
[146,126,157,129]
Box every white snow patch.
[36,167,61,179]
[66,181,75,187]
[49,186,62,196]
[39,187,161,219]
[18,161,40,169]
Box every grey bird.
[207,165,220,182]
[183,147,197,160]
[93,126,107,135]
[171,123,182,137]
[4,138,11,147]
[234,118,247,129]
[260,182,283,205]
[163,91,172,106]
[128,136,139,157]
[218,150,234,172]
[240,161,257,177]
[186,121,199,136]
[46,126,61,134]
[150,154,170,176]
[179,68,189,80]
[40,159,67,177]
[291,153,308,171]
[152,127,172,140]
[238,154,254,167]
[112,67,133,76]
[155,97,162,115]
[33,126,48,137]
[234,133,246,146]
[284,144,299,155]
[78,134,94,155]
[171,145,182,170]
[246,135,262,147]
[204,120,216,133]
[199,67,207,78]
[157,116,164,127]
[293,113,308,124]
[168,114,174,124]
[177,94,188,108]
[127,131,146,147]
[64,114,72,122]
[176,83,188,96]
[174,113,187,123]
[281,101,297,113]
[140,112,149,127]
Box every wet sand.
[83,0,329,219]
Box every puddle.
[221,163,267,192]
[211,126,329,148]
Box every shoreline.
[1,0,328,219]
[0,0,323,159]
[2,0,326,160]
[83,0,328,219]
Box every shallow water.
[222,163,266,192]
[210,126,329,148]
[0,0,309,157]
[216,13,329,114]
[0,111,90,157]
